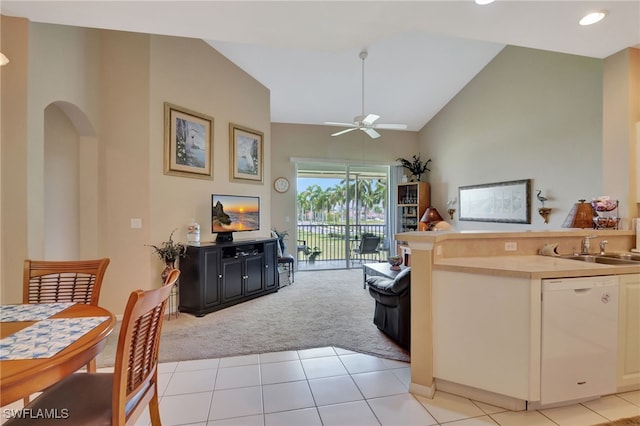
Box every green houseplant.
[304,246,322,263]
[148,229,187,282]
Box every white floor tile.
[298,347,337,359]
[208,414,264,425]
[158,361,178,374]
[164,368,217,395]
[218,354,260,368]
[540,403,608,426]
[301,356,348,379]
[264,407,322,426]
[490,410,558,426]
[175,358,220,372]
[215,364,261,390]
[209,386,263,421]
[159,391,213,426]
[617,390,640,407]
[262,380,316,413]
[582,395,640,421]
[261,360,306,385]
[333,347,357,356]
[351,370,408,399]
[446,415,500,425]
[308,375,364,406]
[157,372,173,396]
[415,391,486,424]
[339,352,389,374]
[473,400,509,415]
[317,400,380,426]
[368,393,438,426]
[391,367,412,387]
[259,350,299,364]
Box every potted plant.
[148,229,187,282]
[304,246,322,263]
[397,154,432,182]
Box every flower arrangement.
[591,196,617,212]
[147,229,187,262]
[397,154,432,181]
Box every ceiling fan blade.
[361,114,380,126]
[331,127,358,137]
[375,123,408,130]
[362,128,381,139]
[324,121,356,128]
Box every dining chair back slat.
[23,258,110,306]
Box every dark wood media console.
[178,238,279,316]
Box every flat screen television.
[211,194,260,242]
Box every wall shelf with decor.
[397,182,430,233]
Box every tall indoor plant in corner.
[148,229,187,283]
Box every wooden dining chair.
[22,258,110,376]
[7,269,180,426]
[23,258,110,306]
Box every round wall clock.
[274,177,290,193]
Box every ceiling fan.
[324,50,407,139]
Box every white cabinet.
[432,270,539,402]
[618,274,640,391]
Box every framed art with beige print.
[164,102,214,180]
[230,123,263,183]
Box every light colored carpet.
[595,416,640,426]
[97,268,409,367]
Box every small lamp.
[562,199,595,229]
[420,207,444,230]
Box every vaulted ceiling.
[3,1,639,131]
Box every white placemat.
[0,316,109,360]
[0,303,76,322]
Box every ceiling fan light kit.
[324,49,407,139]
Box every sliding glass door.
[296,161,390,270]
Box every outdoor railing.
[296,223,388,263]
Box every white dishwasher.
[541,275,619,405]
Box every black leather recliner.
[366,267,411,351]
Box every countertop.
[434,255,640,279]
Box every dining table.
[0,302,116,406]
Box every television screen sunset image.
[211,195,260,232]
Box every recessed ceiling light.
[579,11,608,26]
[475,0,495,4]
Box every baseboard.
[410,381,435,399]
[435,379,527,411]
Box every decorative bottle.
[187,219,200,244]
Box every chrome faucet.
[580,235,597,254]
[599,240,609,255]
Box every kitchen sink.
[560,254,638,265]
[599,252,640,262]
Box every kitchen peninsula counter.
[434,254,640,278]
[394,228,639,409]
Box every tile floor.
[4,346,640,425]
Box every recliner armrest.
[366,268,410,295]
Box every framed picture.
[459,179,531,224]
[230,123,263,183]
[164,102,214,179]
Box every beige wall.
[0,20,272,313]
[420,46,610,230]
[270,123,420,238]
[603,48,640,220]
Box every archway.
[44,101,99,260]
